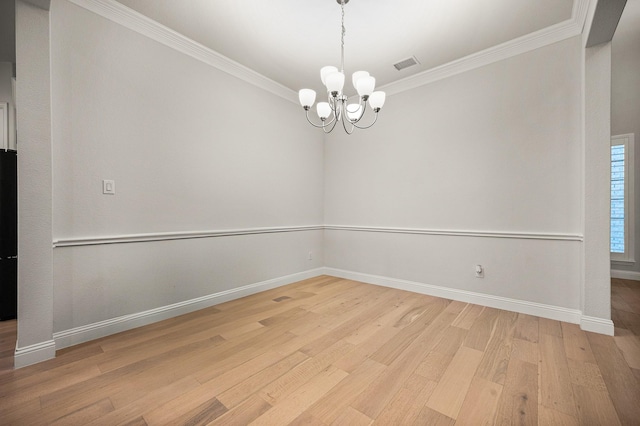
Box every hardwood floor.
[0,275,639,425]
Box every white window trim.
[611,133,635,264]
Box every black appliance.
[0,149,17,321]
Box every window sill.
[611,258,636,266]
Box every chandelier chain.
[340,0,345,72]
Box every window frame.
[611,133,635,264]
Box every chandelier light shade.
[299,0,386,134]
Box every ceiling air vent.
[393,56,420,71]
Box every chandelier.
[298,0,386,134]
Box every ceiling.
[114,0,575,94]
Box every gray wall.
[15,0,55,366]
[611,0,640,278]
[49,0,324,342]
[324,37,584,312]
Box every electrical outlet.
[102,179,115,195]
[475,264,484,278]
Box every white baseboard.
[51,265,617,353]
[323,267,583,324]
[53,268,325,350]
[14,340,56,369]
[580,316,615,336]
[610,269,640,281]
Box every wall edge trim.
[325,225,583,241]
[53,225,324,247]
[53,225,583,247]
[14,340,56,369]
[52,268,325,350]
[323,267,583,324]
[580,315,615,335]
[610,269,640,281]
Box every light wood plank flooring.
[0,275,639,425]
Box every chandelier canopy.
[298,0,386,134]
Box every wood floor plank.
[539,318,563,337]
[475,310,517,385]
[561,322,596,363]
[217,351,308,409]
[219,321,265,340]
[388,295,440,329]
[50,398,114,426]
[372,374,436,425]
[305,358,386,424]
[258,339,354,405]
[208,394,272,426]
[330,406,373,426]
[451,304,484,330]
[538,333,577,417]
[332,325,399,373]
[413,406,455,425]
[513,313,539,343]
[537,406,579,426]
[287,412,326,426]
[250,365,348,426]
[566,357,608,392]
[494,358,538,426]
[613,334,640,369]
[510,338,538,364]
[587,331,640,425]
[455,376,503,425]
[0,398,41,426]
[161,397,227,426]
[141,387,227,425]
[425,346,484,419]
[194,350,290,395]
[370,298,450,365]
[191,328,300,384]
[572,384,621,425]
[0,364,103,409]
[84,376,201,426]
[463,307,500,351]
[414,326,467,381]
[96,307,224,353]
[377,293,436,329]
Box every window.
[611,133,635,263]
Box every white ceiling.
[113,0,575,95]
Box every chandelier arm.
[340,113,356,134]
[351,112,379,129]
[323,116,340,134]
[305,109,336,129]
[348,98,368,124]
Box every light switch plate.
[103,179,115,195]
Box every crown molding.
[66,0,299,104]
[67,0,591,101]
[380,0,592,96]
